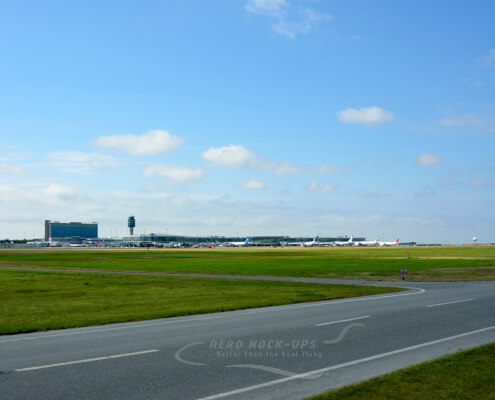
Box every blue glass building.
[44,220,98,242]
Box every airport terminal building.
[120,233,364,247]
[44,220,98,243]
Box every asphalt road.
[1,278,495,399]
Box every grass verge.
[0,269,401,335]
[308,342,495,400]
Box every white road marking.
[0,287,425,344]
[0,317,218,344]
[15,349,159,372]
[209,287,425,315]
[316,316,370,327]
[195,325,495,400]
[426,299,474,308]
[322,323,365,344]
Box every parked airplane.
[283,240,303,247]
[228,237,251,247]
[379,238,400,246]
[354,238,379,246]
[303,236,318,247]
[334,236,353,246]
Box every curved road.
[1,277,494,399]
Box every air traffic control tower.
[128,216,136,236]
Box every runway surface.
[1,277,495,399]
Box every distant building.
[44,220,98,243]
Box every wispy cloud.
[46,151,118,173]
[142,164,204,184]
[417,153,442,167]
[245,0,332,39]
[0,183,86,207]
[272,161,300,176]
[478,48,495,68]
[413,110,495,136]
[365,156,399,165]
[463,78,484,88]
[472,178,495,188]
[0,164,30,176]
[437,176,464,190]
[245,0,286,17]
[306,182,334,193]
[308,165,352,175]
[355,189,389,198]
[413,185,437,199]
[274,8,332,39]
[94,130,183,156]
[237,179,266,190]
[337,106,394,126]
[42,184,83,203]
[201,144,300,176]
[0,146,31,163]
[438,113,482,127]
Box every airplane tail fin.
[349,236,353,243]
[396,238,400,244]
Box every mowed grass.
[0,269,401,335]
[308,342,495,400]
[0,246,494,281]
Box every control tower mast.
[128,216,136,236]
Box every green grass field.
[1,246,493,335]
[1,247,492,400]
[0,268,401,335]
[308,342,495,400]
[1,246,494,281]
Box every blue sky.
[1,0,494,243]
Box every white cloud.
[478,48,495,68]
[201,144,299,176]
[238,179,266,190]
[417,153,442,167]
[201,145,257,168]
[46,152,118,173]
[142,164,204,184]
[245,0,331,39]
[94,130,183,156]
[337,106,394,126]
[306,182,334,193]
[0,164,30,176]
